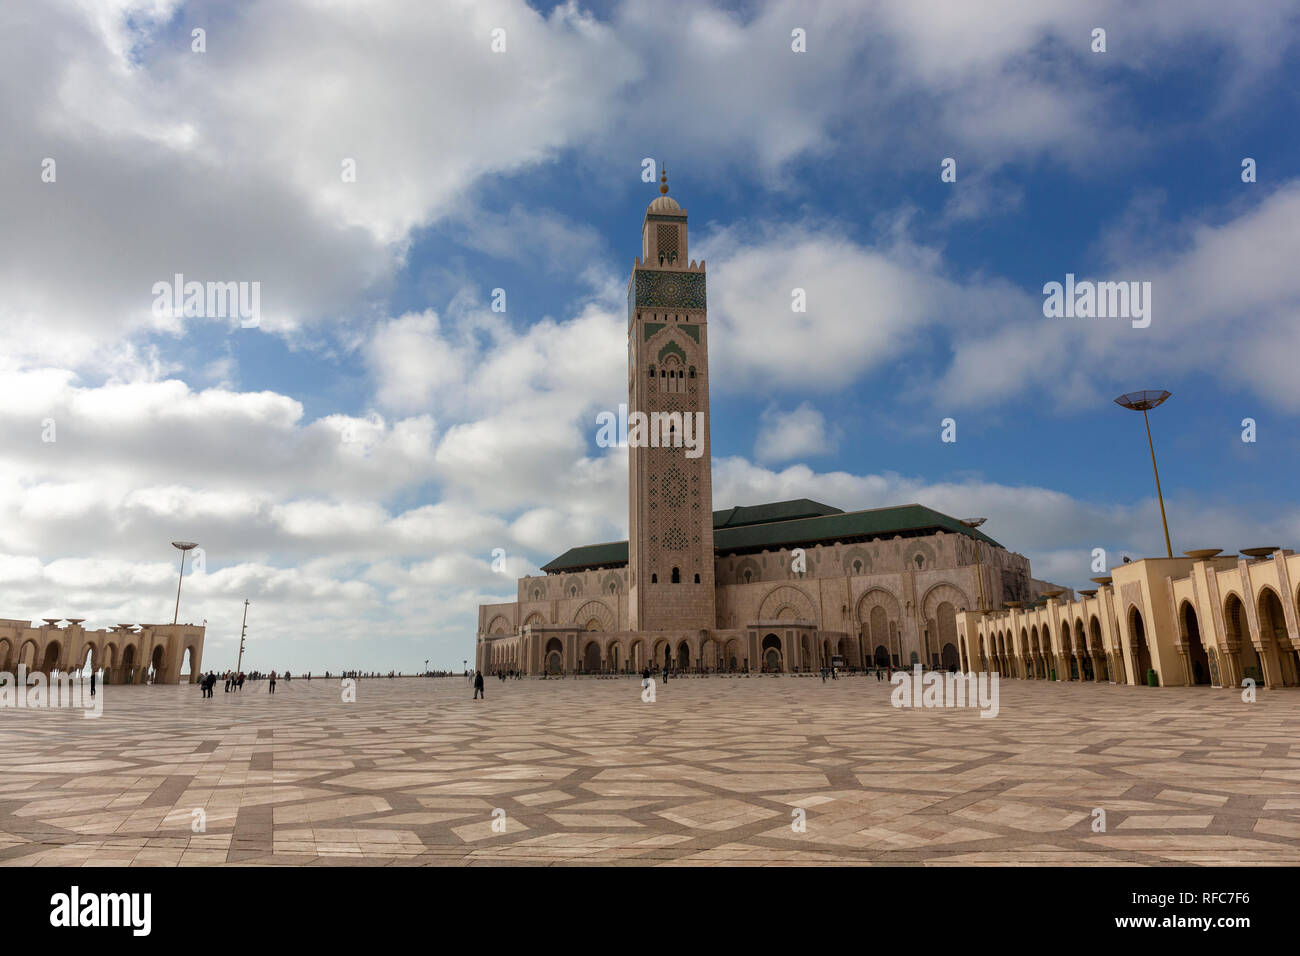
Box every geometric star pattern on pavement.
[1,676,1299,866]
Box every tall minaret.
[626,169,716,634]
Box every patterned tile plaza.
[1,675,1298,866]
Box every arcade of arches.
[959,550,1300,689]
[480,578,1038,677]
[0,618,205,685]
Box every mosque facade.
[476,177,1066,675]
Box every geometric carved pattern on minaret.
[626,176,716,631]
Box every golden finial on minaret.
[659,167,669,194]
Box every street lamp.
[236,599,249,674]
[959,518,988,611]
[170,541,198,625]
[1114,390,1173,558]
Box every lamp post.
[1114,390,1173,558]
[959,518,988,611]
[170,541,198,625]
[236,599,249,674]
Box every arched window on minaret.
[662,355,684,393]
[671,567,681,584]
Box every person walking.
[269,671,277,694]
[89,669,97,697]
[473,670,485,700]
[237,672,245,692]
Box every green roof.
[539,499,1002,573]
[712,499,842,528]
[540,540,629,573]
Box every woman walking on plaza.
[473,670,485,700]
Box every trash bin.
[1146,668,1159,687]
[1049,668,1056,681]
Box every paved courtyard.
[2,674,1299,866]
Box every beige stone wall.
[476,528,1058,673]
[0,620,205,684]
[959,551,1300,689]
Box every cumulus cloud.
[0,0,635,369]
[937,181,1300,410]
[701,221,1030,393]
[3,0,1296,671]
[754,402,841,464]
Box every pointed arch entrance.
[1128,607,1153,684]
[545,637,564,674]
[1258,588,1299,686]
[761,633,783,672]
[1179,601,1211,685]
[1224,593,1260,684]
[149,645,165,684]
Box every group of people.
[197,670,286,696]
[637,664,672,685]
[197,670,245,696]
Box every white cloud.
[702,221,1030,392]
[754,402,841,464]
[0,0,636,369]
[3,0,1297,672]
[938,181,1300,410]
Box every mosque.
[476,174,1067,675]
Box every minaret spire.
[660,166,669,194]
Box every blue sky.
[2,0,1299,672]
